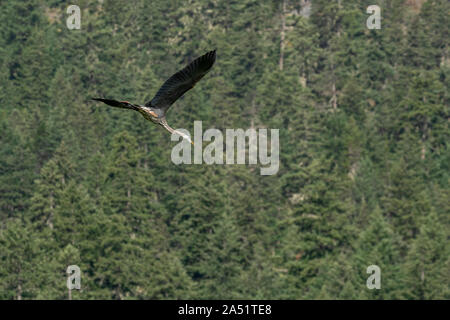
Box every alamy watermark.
[170,121,279,175]
[67,265,81,290]
[66,4,381,31]
[366,5,381,30]
[66,5,81,30]
[366,265,381,289]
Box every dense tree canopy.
[0,0,448,299]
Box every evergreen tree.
[403,209,449,299]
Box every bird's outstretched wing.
[147,50,216,111]
[92,98,138,111]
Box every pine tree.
[29,159,63,229]
[403,209,449,299]
[0,218,44,299]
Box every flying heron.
[92,50,216,145]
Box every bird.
[92,50,216,145]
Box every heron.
[92,50,216,145]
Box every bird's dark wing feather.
[92,98,137,111]
[147,50,216,111]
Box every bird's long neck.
[160,118,194,145]
[159,117,174,133]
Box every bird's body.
[93,50,216,144]
[137,106,161,124]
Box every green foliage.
[0,0,448,299]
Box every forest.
[0,0,448,299]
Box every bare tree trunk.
[330,1,341,110]
[299,72,307,87]
[332,83,337,110]
[115,287,122,300]
[331,67,337,110]
[47,191,54,229]
[68,287,72,300]
[144,144,148,169]
[250,97,256,129]
[126,189,131,209]
[17,282,22,300]
[279,0,287,71]
[421,113,429,160]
